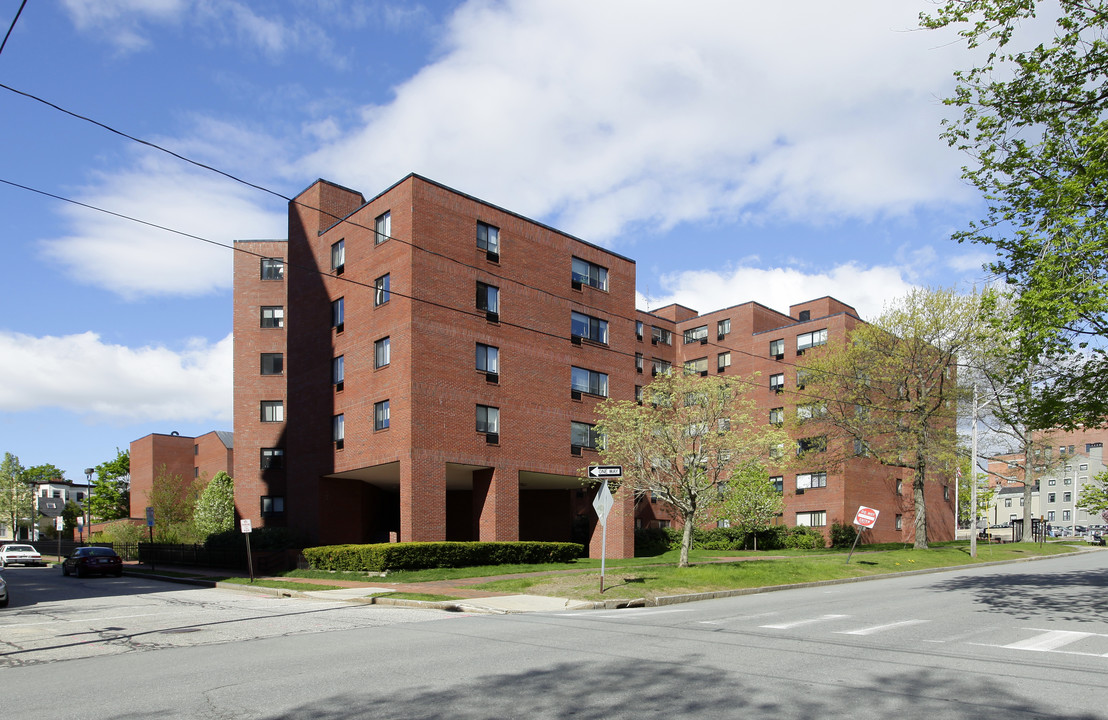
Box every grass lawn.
[470,542,1084,602]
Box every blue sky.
[0,0,999,485]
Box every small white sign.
[592,480,614,526]
[240,519,253,534]
[55,516,64,531]
[76,515,84,527]
[588,465,623,478]
[145,506,155,527]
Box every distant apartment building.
[128,431,233,518]
[230,174,955,556]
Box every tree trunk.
[679,516,694,567]
[914,460,928,549]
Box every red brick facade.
[129,431,233,518]
[229,174,953,554]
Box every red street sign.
[854,506,879,528]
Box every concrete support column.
[473,466,519,542]
[400,451,445,542]
[588,481,635,559]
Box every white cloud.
[0,331,232,423]
[645,262,918,322]
[301,0,975,242]
[40,155,285,299]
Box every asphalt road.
[2,550,1106,719]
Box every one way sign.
[588,465,623,478]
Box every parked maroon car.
[62,547,123,578]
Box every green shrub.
[302,541,584,572]
[94,520,146,545]
[784,525,827,550]
[692,526,746,550]
[634,527,673,556]
[750,525,789,550]
[830,522,858,548]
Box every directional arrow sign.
[588,465,623,478]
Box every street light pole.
[84,467,94,542]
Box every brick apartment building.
[129,431,234,517]
[230,174,954,557]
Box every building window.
[769,407,784,425]
[1048,493,1056,503]
[333,414,345,448]
[770,373,784,393]
[374,400,390,431]
[260,401,284,423]
[476,405,499,434]
[1048,478,1056,486]
[651,326,672,345]
[477,221,499,255]
[571,311,608,344]
[896,479,903,495]
[375,337,391,368]
[717,318,730,338]
[636,321,644,341]
[1063,509,1072,521]
[717,352,731,371]
[1047,511,1056,521]
[1004,498,1012,508]
[796,403,826,421]
[944,486,950,501]
[476,343,499,374]
[260,306,284,328]
[477,281,499,317]
[769,338,785,359]
[375,211,391,245]
[331,239,345,273]
[261,258,284,280]
[375,274,390,306]
[260,448,284,469]
[796,472,827,489]
[1080,463,1089,470]
[1064,477,1072,485]
[261,496,285,516]
[571,257,608,290]
[770,476,784,493]
[333,355,344,391]
[635,352,644,373]
[652,359,671,376]
[635,385,643,403]
[684,357,708,375]
[260,353,283,375]
[571,421,602,450]
[796,510,826,527]
[895,514,903,530]
[1063,491,1072,503]
[684,325,708,344]
[332,297,344,332]
[571,367,609,397]
[797,329,828,353]
[796,370,810,389]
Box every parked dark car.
[62,547,123,578]
[0,572,8,607]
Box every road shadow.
[928,565,1108,623]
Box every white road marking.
[835,619,929,636]
[760,614,849,630]
[584,608,695,619]
[1003,630,1096,652]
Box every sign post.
[592,480,614,593]
[55,516,63,561]
[145,507,156,572]
[847,506,880,563]
[241,519,254,583]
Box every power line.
[0,0,27,58]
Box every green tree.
[801,288,979,548]
[148,464,202,543]
[719,464,783,551]
[193,471,235,539]
[922,0,1108,428]
[594,371,788,567]
[0,452,30,540]
[62,500,82,538]
[89,449,131,521]
[1077,470,1108,518]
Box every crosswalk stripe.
[760,614,849,629]
[1004,630,1095,652]
[835,619,929,636]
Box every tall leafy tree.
[801,288,979,548]
[194,471,235,539]
[148,464,202,542]
[594,371,788,567]
[922,0,1108,427]
[0,453,30,540]
[90,449,131,521]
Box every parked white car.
[0,544,43,567]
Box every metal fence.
[18,540,293,574]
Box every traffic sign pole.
[847,506,880,564]
[592,479,616,593]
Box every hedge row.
[634,524,837,555]
[302,541,584,572]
